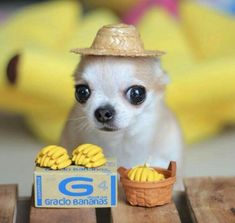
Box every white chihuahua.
[60,55,183,190]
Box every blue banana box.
[34,158,117,208]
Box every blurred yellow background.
[0,0,235,145]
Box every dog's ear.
[73,56,87,82]
[153,58,170,92]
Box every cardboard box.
[34,158,117,208]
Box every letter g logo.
[59,177,93,196]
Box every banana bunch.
[72,144,106,168]
[35,145,72,170]
[128,164,165,182]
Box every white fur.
[61,56,184,190]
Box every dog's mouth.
[98,124,120,132]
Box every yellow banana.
[72,149,78,156]
[86,163,93,168]
[35,145,71,170]
[75,153,83,165]
[128,167,138,181]
[72,154,76,162]
[48,159,56,166]
[86,147,102,156]
[55,154,69,164]
[90,152,104,162]
[82,146,93,154]
[36,156,41,163]
[91,158,106,167]
[57,159,72,169]
[71,144,106,168]
[35,145,54,160]
[134,167,143,181]
[82,157,91,165]
[51,164,58,170]
[43,156,51,167]
[157,172,164,181]
[39,155,47,167]
[147,169,154,182]
[41,145,56,155]
[77,154,86,165]
[72,144,92,157]
[140,167,148,182]
[52,148,67,158]
[127,165,165,182]
[78,144,92,153]
[47,146,61,156]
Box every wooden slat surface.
[29,195,96,223]
[111,184,181,223]
[184,177,235,223]
[0,184,17,223]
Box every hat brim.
[70,48,165,57]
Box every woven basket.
[118,161,176,207]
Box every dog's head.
[73,56,169,132]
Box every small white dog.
[60,55,183,190]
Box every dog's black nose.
[95,105,115,123]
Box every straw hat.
[71,23,164,57]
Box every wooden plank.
[29,194,97,223]
[111,183,181,223]
[0,184,17,223]
[173,191,194,223]
[17,197,31,223]
[184,177,235,223]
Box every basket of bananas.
[118,161,176,207]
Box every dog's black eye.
[75,84,91,104]
[125,85,146,105]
